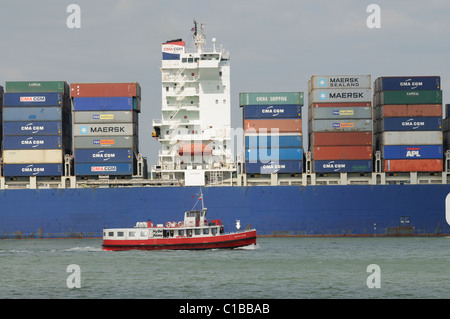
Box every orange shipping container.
[383,159,443,172]
[312,146,372,160]
[377,104,442,118]
[310,132,372,146]
[244,119,302,133]
[70,82,141,98]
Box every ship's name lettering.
[91,127,125,133]
[329,92,364,99]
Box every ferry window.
[108,232,114,237]
[219,71,222,77]
[117,232,124,237]
[103,232,106,237]
[194,58,199,63]
[140,231,148,237]
[179,230,184,236]
[203,229,209,235]
[212,228,217,235]
[182,58,187,63]
[128,231,136,237]
[188,58,193,63]
[166,87,169,92]
[195,229,201,235]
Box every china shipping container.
[376,131,442,145]
[374,76,440,92]
[3,92,64,107]
[377,117,442,131]
[243,104,302,119]
[2,149,62,164]
[72,97,140,112]
[73,111,138,124]
[3,163,63,177]
[310,102,371,108]
[312,160,373,173]
[74,162,135,176]
[74,148,134,163]
[73,123,136,136]
[74,136,139,149]
[245,134,303,148]
[3,121,62,136]
[244,119,302,133]
[374,104,442,118]
[2,107,65,122]
[375,90,442,105]
[309,75,371,90]
[309,106,371,120]
[381,145,443,159]
[383,159,443,172]
[244,160,303,174]
[245,148,303,162]
[308,89,372,103]
[5,81,69,95]
[309,132,372,146]
[309,119,372,132]
[239,92,304,106]
[70,82,141,99]
[3,135,64,150]
[312,146,372,160]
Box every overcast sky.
[1,0,449,165]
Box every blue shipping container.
[313,160,373,173]
[376,76,440,91]
[380,117,442,131]
[75,149,134,163]
[3,163,62,177]
[2,107,63,121]
[244,104,302,119]
[245,134,303,148]
[245,160,303,174]
[3,92,63,107]
[75,163,134,176]
[245,148,303,161]
[382,145,443,159]
[72,97,139,111]
[3,121,62,136]
[3,135,63,150]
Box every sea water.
[1,237,450,299]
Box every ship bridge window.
[195,229,201,235]
[203,228,209,235]
[188,58,194,63]
[182,58,187,63]
[108,231,114,237]
[128,231,136,237]
[117,232,124,237]
[212,228,217,235]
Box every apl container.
[5,81,69,94]
[374,76,441,92]
[309,106,371,120]
[239,92,304,106]
[3,121,62,136]
[245,148,303,162]
[376,90,442,105]
[382,145,443,159]
[3,135,63,150]
[244,119,302,133]
[72,97,140,112]
[309,132,372,146]
[3,92,64,107]
[376,131,442,145]
[244,160,303,174]
[383,159,443,172]
[75,149,134,163]
[74,136,138,149]
[243,104,302,119]
[309,75,371,90]
[245,134,303,148]
[309,89,372,103]
[3,163,63,177]
[312,146,372,160]
[2,107,65,121]
[74,111,137,123]
[75,163,134,175]
[70,82,141,98]
[73,123,135,136]
[377,117,442,131]
[309,119,372,132]
[374,104,442,118]
[312,160,373,173]
[2,150,62,164]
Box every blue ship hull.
[1,185,450,238]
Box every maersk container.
[73,123,135,136]
[3,163,63,177]
[5,81,69,94]
[244,119,302,133]
[244,160,303,174]
[74,111,137,124]
[374,76,440,92]
[3,135,63,150]
[312,146,372,160]
[383,159,443,172]
[309,132,372,146]
[376,90,442,105]
[309,75,371,90]
[309,119,372,132]
[3,92,64,107]
[239,92,304,106]
[308,89,372,103]
[312,160,373,173]
[74,136,138,149]
[245,134,303,148]
[374,104,442,119]
[382,145,443,160]
[3,121,62,136]
[2,149,62,164]
[378,117,442,131]
[72,97,140,112]
[309,106,371,120]
[2,107,65,122]
[70,82,141,99]
[245,148,303,162]
[243,104,302,119]
[377,131,442,145]
[74,148,134,163]
[75,163,134,176]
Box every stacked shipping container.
[442,104,450,158]
[308,75,373,172]
[2,81,72,177]
[70,83,140,176]
[240,92,304,174]
[373,76,443,172]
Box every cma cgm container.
[245,160,303,174]
[309,75,371,90]
[72,97,140,112]
[377,117,442,131]
[75,163,135,176]
[3,135,64,150]
[3,92,64,107]
[74,148,134,163]
[313,160,373,173]
[3,163,62,177]
[3,121,62,135]
[243,104,301,119]
[374,76,441,92]
[239,92,304,106]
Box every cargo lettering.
[400,79,423,89]
[262,163,286,169]
[21,139,45,145]
[256,96,288,102]
[262,107,285,115]
[21,167,45,173]
[20,96,46,102]
[401,119,424,129]
[90,127,125,133]
[323,163,346,169]
[93,152,116,159]
[91,166,117,172]
[329,92,364,99]
[406,148,421,158]
[332,122,354,128]
[21,125,44,131]
[329,78,361,87]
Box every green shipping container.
[240,92,304,106]
[5,81,69,95]
[378,90,442,105]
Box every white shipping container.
[73,123,135,136]
[2,149,63,164]
[377,131,442,145]
[309,75,371,91]
[308,89,372,104]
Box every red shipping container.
[383,159,443,172]
[310,132,372,146]
[312,146,372,160]
[70,82,141,98]
[310,102,371,108]
[244,119,302,133]
[378,104,442,117]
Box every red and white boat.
[102,195,257,251]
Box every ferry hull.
[1,185,450,238]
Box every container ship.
[1,21,450,239]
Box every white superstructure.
[152,21,236,186]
